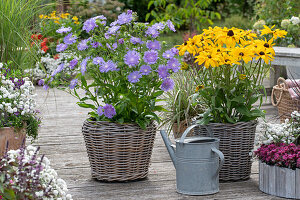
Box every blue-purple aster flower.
[145,26,160,38]
[130,37,142,45]
[117,12,133,25]
[97,106,104,116]
[93,57,104,65]
[163,50,175,59]
[139,65,152,75]
[112,42,118,50]
[167,20,176,32]
[81,57,90,75]
[161,78,174,91]
[170,47,179,55]
[64,33,77,45]
[69,79,78,89]
[143,50,158,65]
[99,60,117,73]
[51,63,64,76]
[83,18,97,33]
[56,27,72,34]
[110,20,118,26]
[146,40,161,50]
[56,43,68,52]
[124,50,140,67]
[78,39,89,51]
[128,71,142,83]
[69,58,78,69]
[153,22,165,31]
[38,79,44,86]
[43,84,49,91]
[107,26,121,35]
[118,38,124,44]
[157,65,169,79]
[93,15,107,25]
[167,58,180,72]
[91,42,100,48]
[103,104,116,118]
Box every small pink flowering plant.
[42,10,180,129]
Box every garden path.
[33,87,284,200]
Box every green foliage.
[0,0,49,70]
[213,15,254,29]
[119,0,150,22]
[211,0,256,18]
[147,0,221,32]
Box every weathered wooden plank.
[296,168,300,199]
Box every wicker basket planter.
[194,121,257,181]
[82,120,156,182]
[0,127,26,157]
[271,77,300,122]
[173,120,194,139]
[259,161,300,199]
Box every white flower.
[290,16,300,25]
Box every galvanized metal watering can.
[160,124,224,195]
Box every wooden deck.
[33,87,285,200]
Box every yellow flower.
[72,16,78,21]
[239,74,246,80]
[260,25,275,36]
[181,63,189,70]
[230,47,254,64]
[54,20,60,24]
[177,42,189,56]
[74,21,80,24]
[195,85,204,92]
[255,47,274,64]
[273,29,287,39]
[39,14,44,19]
[215,27,241,48]
[195,51,220,68]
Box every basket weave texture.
[82,120,156,182]
[271,77,300,123]
[194,121,257,181]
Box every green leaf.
[232,96,245,103]
[77,102,96,109]
[152,91,164,98]
[145,112,160,123]
[153,105,168,112]
[137,119,147,130]
[81,75,87,88]
[236,106,251,117]
[116,118,124,124]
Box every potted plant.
[255,111,300,199]
[176,26,287,181]
[0,62,41,156]
[0,145,73,200]
[42,11,179,181]
[161,70,206,138]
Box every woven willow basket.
[271,77,300,123]
[194,121,257,181]
[82,120,156,182]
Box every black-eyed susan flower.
[195,51,220,68]
[230,47,254,64]
[239,74,246,80]
[195,85,204,92]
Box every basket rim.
[195,120,257,126]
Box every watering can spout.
[160,130,176,168]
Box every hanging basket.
[0,127,26,157]
[194,120,257,181]
[82,120,156,182]
[271,77,300,123]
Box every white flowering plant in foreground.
[25,53,80,86]
[0,62,41,139]
[0,145,72,200]
[256,111,300,145]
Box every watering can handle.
[211,147,224,179]
[179,124,213,143]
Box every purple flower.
[43,84,49,91]
[99,60,117,73]
[103,104,116,118]
[83,18,97,33]
[69,79,78,89]
[91,42,100,48]
[128,71,142,83]
[81,57,90,75]
[167,58,180,72]
[118,38,124,44]
[163,50,174,59]
[117,12,132,25]
[97,106,104,116]
[167,20,176,32]
[139,65,152,75]
[170,47,179,55]
[143,50,158,65]
[110,20,118,26]
[146,40,161,50]
[124,50,140,67]
[157,65,169,79]
[107,26,121,35]
[56,43,68,52]
[112,42,118,50]
[161,78,174,91]
[130,37,142,44]
[93,57,104,65]
[51,63,64,76]
[64,33,77,45]
[145,26,160,38]
[69,58,78,69]
[38,79,44,86]
[78,39,89,51]
[56,27,72,34]
[93,15,106,21]
[153,22,165,31]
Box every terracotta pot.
[0,127,26,157]
[173,120,193,139]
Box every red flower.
[37,34,43,40]
[41,46,49,53]
[53,54,60,60]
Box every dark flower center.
[227,30,234,36]
[184,42,187,45]
[259,51,265,55]
[239,52,244,56]
[264,43,270,48]
[217,49,220,52]
[208,55,212,59]
[225,59,230,62]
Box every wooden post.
[57,0,70,13]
